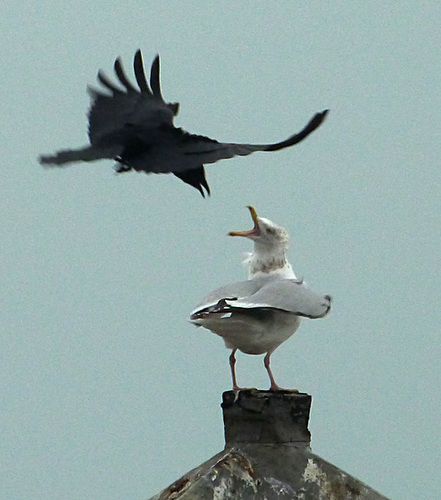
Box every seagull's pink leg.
[229,349,257,398]
[264,352,299,392]
[229,349,240,391]
[264,352,282,391]
[263,351,291,392]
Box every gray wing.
[87,50,179,147]
[230,279,331,319]
[191,278,331,319]
[190,280,265,316]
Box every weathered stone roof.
[148,390,390,500]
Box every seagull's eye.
[266,227,275,235]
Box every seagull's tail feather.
[39,146,109,166]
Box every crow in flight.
[40,50,328,196]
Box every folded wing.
[228,279,331,319]
[191,277,331,320]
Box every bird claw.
[269,385,299,393]
[232,386,258,401]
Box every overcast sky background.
[1,2,440,499]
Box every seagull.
[39,50,328,197]
[190,206,331,391]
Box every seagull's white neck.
[244,246,296,280]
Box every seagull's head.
[229,206,289,250]
[229,206,294,279]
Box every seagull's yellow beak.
[228,206,260,238]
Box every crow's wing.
[87,50,179,147]
[117,109,328,174]
[114,109,327,196]
[179,110,328,164]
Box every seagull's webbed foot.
[232,385,258,401]
[269,383,299,393]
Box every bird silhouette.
[40,50,328,196]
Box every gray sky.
[2,2,440,499]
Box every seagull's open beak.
[228,206,261,238]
